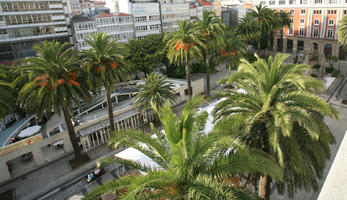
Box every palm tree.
[84,97,282,200]
[250,4,277,54]
[337,16,347,46]
[82,33,130,131]
[0,66,13,118]
[134,72,177,112]
[193,10,225,96]
[237,14,261,47]
[17,41,89,159]
[165,20,203,97]
[213,54,339,199]
[276,11,292,41]
[216,27,246,70]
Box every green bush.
[332,69,341,77]
[311,73,318,77]
[325,67,334,73]
[312,64,321,69]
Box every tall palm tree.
[338,16,347,46]
[84,97,282,200]
[134,72,177,112]
[213,54,339,199]
[17,41,89,159]
[0,66,13,118]
[193,10,225,96]
[216,27,246,70]
[82,33,130,131]
[165,20,203,97]
[250,4,277,54]
[276,11,292,42]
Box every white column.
[320,9,327,38]
[306,9,313,37]
[130,116,134,128]
[100,130,105,144]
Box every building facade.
[71,13,134,50]
[0,0,70,64]
[262,0,347,60]
[117,0,190,39]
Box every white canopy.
[114,147,161,174]
[17,125,41,138]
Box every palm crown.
[338,16,347,46]
[134,72,177,112]
[213,53,339,198]
[85,97,282,200]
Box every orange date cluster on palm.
[218,51,237,57]
[33,72,80,90]
[95,62,119,73]
[203,32,211,37]
[174,42,194,51]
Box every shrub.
[325,67,334,73]
[332,69,341,77]
[312,64,321,69]
[311,73,318,77]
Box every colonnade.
[80,109,155,152]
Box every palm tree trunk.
[258,40,261,55]
[258,134,271,199]
[205,48,210,97]
[62,104,81,159]
[185,63,192,97]
[106,86,115,131]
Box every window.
[300,19,305,24]
[344,10,347,15]
[289,27,293,35]
[149,15,160,21]
[290,10,294,14]
[314,19,320,25]
[289,0,295,4]
[135,16,146,22]
[328,10,336,14]
[279,0,285,4]
[300,9,306,15]
[328,19,334,26]
[300,0,307,4]
[313,28,319,37]
[135,25,148,31]
[269,0,275,5]
[313,10,322,14]
[327,29,333,38]
[329,0,337,3]
[315,0,322,3]
[299,28,305,36]
[150,24,159,30]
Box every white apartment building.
[117,0,190,39]
[71,13,134,50]
[0,0,70,64]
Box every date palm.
[193,10,225,96]
[338,16,347,46]
[213,54,339,199]
[82,33,130,131]
[216,27,246,70]
[237,14,261,47]
[250,4,277,54]
[276,11,292,42]
[134,72,177,113]
[165,20,203,97]
[16,41,89,159]
[85,97,282,200]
